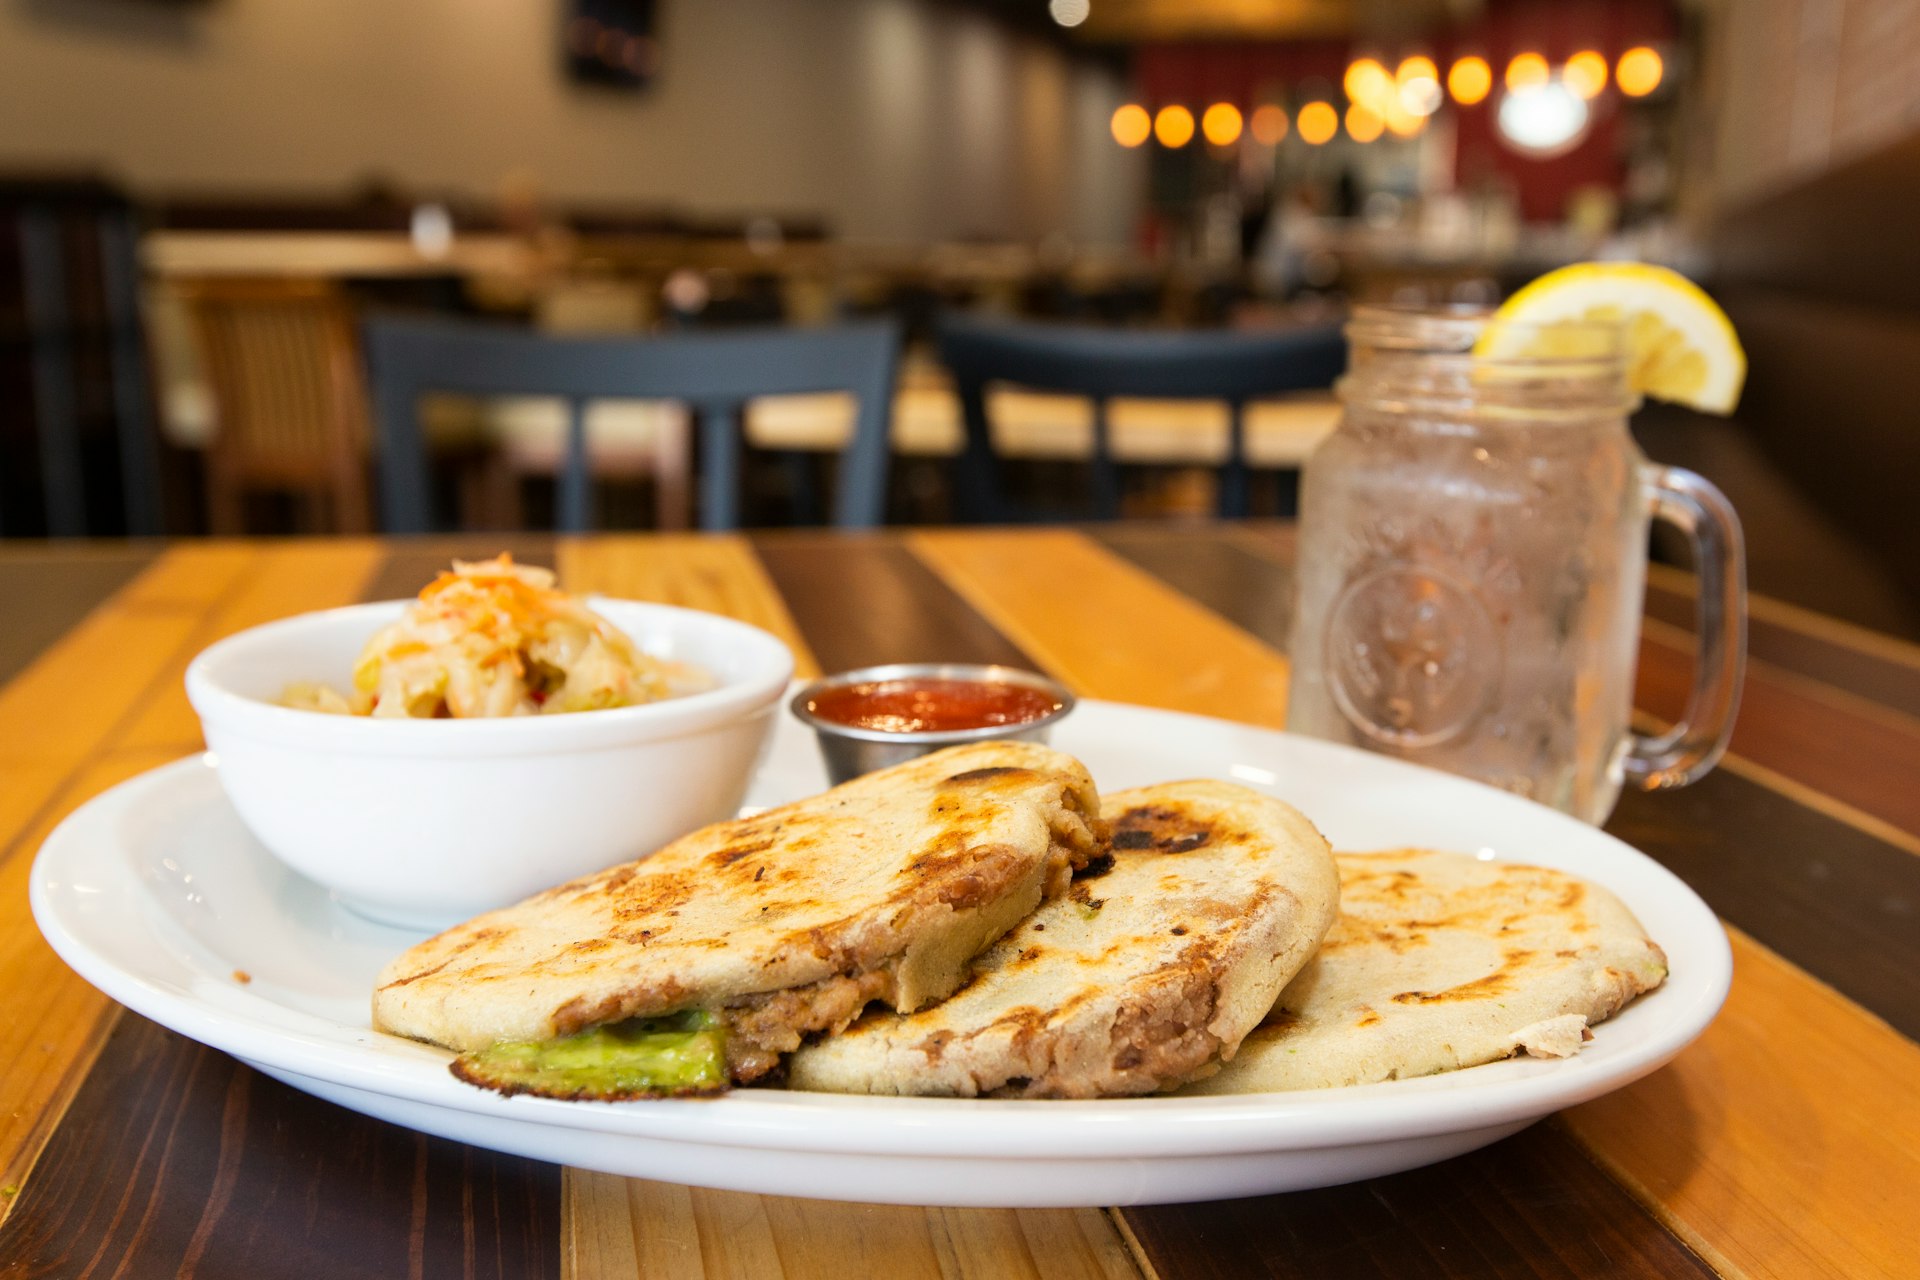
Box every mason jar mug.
[1286,306,1746,824]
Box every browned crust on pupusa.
[786,781,1339,1099]
[371,741,1105,1066]
[1186,849,1670,1094]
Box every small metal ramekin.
[789,662,1076,784]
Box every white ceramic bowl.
[185,598,794,930]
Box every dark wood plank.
[851,527,1723,1279]
[802,529,1720,1280]
[0,545,157,686]
[1646,575,1920,721]
[1091,525,1294,650]
[362,534,559,601]
[752,532,1035,673]
[0,540,572,1278]
[1636,634,1920,839]
[1120,1121,1715,1280]
[1606,769,1920,1038]
[1111,527,1920,1038]
[0,1015,561,1280]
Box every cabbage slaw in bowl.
[283,555,711,719]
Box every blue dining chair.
[934,313,1346,521]
[362,317,901,532]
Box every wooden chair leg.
[207,468,245,536]
[654,412,691,531]
[453,453,489,531]
[460,448,525,531]
[334,467,373,534]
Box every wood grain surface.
[0,545,156,687]
[0,1017,561,1280]
[1029,527,1920,1280]
[1645,563,1920,720]
[1564,929,1920,1280]
[0,541,382,1206]
[566,1175,1138,1280]
[2,527,1917,1280]
[1119,1121,1717,1280]
[1636,621,1920,839]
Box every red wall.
[1132,0,1678,223]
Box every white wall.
[0,0,1143,245]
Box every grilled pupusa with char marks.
[787,781,1338,1099]
[372,741,1106,1099]
[1187,848,1668,1094]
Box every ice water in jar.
[1287,306,1745,824]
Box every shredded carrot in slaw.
[281,555,711,718]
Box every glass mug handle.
[1624,465,1748,790]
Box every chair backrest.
[177,276,372,532]
[934,312,1346,520]
[3,178,162,537]
[363,317,902,533]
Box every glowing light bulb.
[1564,50,1609,99]
[1153,104,1196,148]
[1202,102,1243,147]
[1110,104,1151,148]
[1048,0,1089,28]
[1249,103,1289,145]
[1344,58,1394,111]
[1616,46,1663,97]
[1507,52,1550,92]
[1448,56,1492,106]
[1345,103,1384,143]
[1297,101,1338,146]
[1397,55,1438,89]
[1384,95,1426,137]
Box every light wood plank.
[0,541,254,804]
[0,541,382,1214]
[909,529,1291,725]
[563,1176,1143,1280]
[1016,1209,1143,1280]
[554,536,1134,1279]
[0,751,198,1201]
[564,1169,639,1279]
[1564,927,1920,1280]
[566,1172,706,1280]
[555,535,821,679]
[0,544,273,1200]
[114,539,386,753]
[761,1197,948,1277]
[687,1187,788,1277]
[0,603,220,775]
[0,545,266,1199]
[0,766,75,869]
[911,528,1917,1280]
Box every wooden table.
[2,528,1916,1278]
[144,231,545,281]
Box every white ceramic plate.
[32,700,1730,1207]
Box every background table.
[1,527,1916,1278]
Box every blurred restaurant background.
[2,0,1916,638]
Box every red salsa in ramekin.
[805,677,1064,735]
[789,664,1076,783]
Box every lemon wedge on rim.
[1476,262,1747,414]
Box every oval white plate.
[31,700,1730,1207]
